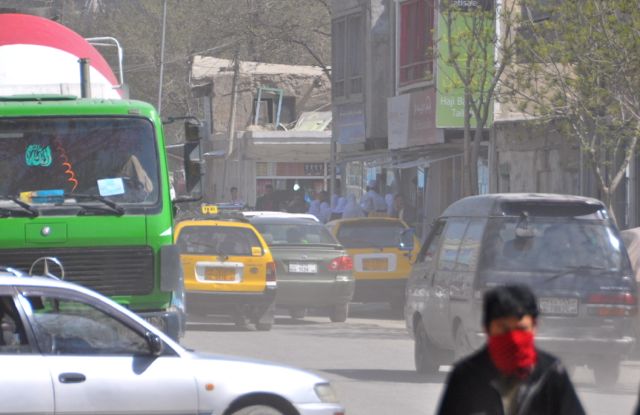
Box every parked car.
[250,216,355,322]
[326,217,419,313]
[174,218,276,330]
[405,193,637,387]
[0,261,344,415]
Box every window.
[254,223,337,246]
[332,13,364,98]
[337,220,406,249]
[455,219,485,271]
[177,226,262,256]
[417,220,445,266]
[437,219,467,271]
[23,293,149,355]
[399,0,435,86]
[0,296,30,354]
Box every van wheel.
[453,324,473,362]
[330,304,349,322]
[414,320,440,374]
[592,358,620,388]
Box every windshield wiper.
[544,265,610,283]
[0,196,39,217]
[66,193,125,216]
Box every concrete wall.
[494,121,580,195]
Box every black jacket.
[437,347,585,415]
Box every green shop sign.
[436,3,494,128]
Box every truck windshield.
[0,117,159,206]
[482,217,630,273]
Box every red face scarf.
[488,330,537,378]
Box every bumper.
[186,288,276,313]
[353,278,406,303]
[276,279,355,307]
[139,309,184,341]
[294,403,346,415]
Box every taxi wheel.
[330,303,349,322]
[453,323,474,362]
[414,320,440,374]
[255,322,273,331]
[230,405,284,415]
[289,307,307,319]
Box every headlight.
[314,382,339,403]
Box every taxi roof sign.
[201,204,219,215]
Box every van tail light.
[586,291,637,317]
[266,262,277,284]
[327,256,353,272]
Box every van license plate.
[289,263,317,273]
[539,297,578,315]
[204,268,237,282]
[363,258,388,271]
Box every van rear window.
[337,221,405,249]
[500,202,606,218]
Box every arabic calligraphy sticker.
[25,144,53,167]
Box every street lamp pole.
[157,0,168,115]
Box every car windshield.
[0,117,159,206]
[254,222,337,245]
[482,217,630,273]
[176,225,262,256]
[336,221,406,249]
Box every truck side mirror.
[183,119,204,195]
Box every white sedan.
[0,266,344,415]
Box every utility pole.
[157,0,168,115]
[221,53,241,200]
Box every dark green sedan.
[250,216,355,322]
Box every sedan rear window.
[254,223,337,245]
[337,221,406,249]
[177,226,262,256]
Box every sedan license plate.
[204,268,237,282]
[363,258,388,271]
[289,263,317,274]
[539,297,579,316]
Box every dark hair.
[231,187,238,192]
[483,284,539,329]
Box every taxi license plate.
[289,263,317,273]
[204,268,237,282]
[539,297,579,316]
[363,258,388,271]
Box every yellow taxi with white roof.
[174,205,276,330]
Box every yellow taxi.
[174,209,276,330]
[326,217,419,313]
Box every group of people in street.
[231,180,417,225]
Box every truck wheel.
[593,358,620,388]
[329,303,349,322]
[414,319,440,374]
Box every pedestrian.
[331,181,347,221]
[255,184,276,211]
[228,186,245,207]
[390,194,416,226]
[342,193,365,218]
[308,191,331,223]
[360,180,387,216]
[287,191,308,213]
[437,284,585,415]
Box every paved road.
[182,304,639,415]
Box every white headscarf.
[342,194,365,218]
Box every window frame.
[332,11,365,100]
[396,0,435,89]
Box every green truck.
[0,95,201,340]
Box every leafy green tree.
[438,0,517,195]
[502,0,640,221]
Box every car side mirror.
[145,331,164,356]
[400,228,415,251]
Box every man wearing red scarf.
[437,284,585,415]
